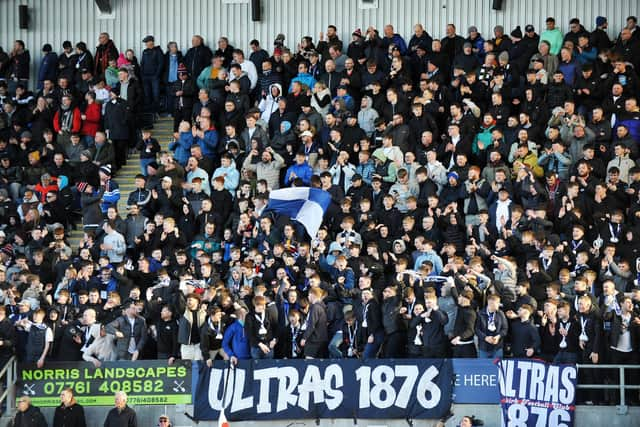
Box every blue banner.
[194,359,453,421]
[452,359,500,403]
[497,359,577,427]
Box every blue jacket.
[414,250,444,274]
[140,46,164,78]
[37,52,58,88]
[222,320,250,359]
[331,94,355,112]
[319,255,355,290]
[558,59,579,87]
[100,180,120,213]
[169,132,194,166]
[212,164,240,192]
[616,115,640,145]
[355,161,375,185]
[385,34,408,56]
[285,162,313,185]
[196,129,219,159]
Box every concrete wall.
[1,403,632,427]
[1,0,639,89]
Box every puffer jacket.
[178,306,207,345]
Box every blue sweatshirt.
[196,129,219,159]
[222,320,250,359]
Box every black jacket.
[475,309,509,351]
[359,299,383,336]
[511,319,541,357]
[103,405,137,427]
[104,99,129,140]
[0,317,16,361]
[420,308,449,348]
[118,79,143,118]
[381,295,405,335]
[184,45,213,77]
[170,78,196,112]
[200,317,224,360]
[156,318,179,359]
[53,402,86,427]
[140,46,164,79]
[10,405,47,427]
[245,310,278,347]
[9,50,30,80]
[302,301,328,345]
[453,305,476,342]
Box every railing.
[0,357,17,417]
[576,364,640,415]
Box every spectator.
[12,396,47,427]
[540,17,564,55]
[103,392,137,427]
[178,292,207,360]
[52,387,86,427]
[106,301,147,360]
[222,306,250,364]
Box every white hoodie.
[258,83,283,123]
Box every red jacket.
[53,107,82,134]
[81,103,102,137]
[35,182,58,203]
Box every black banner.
[194,359,453,421]
[17,360,192,406]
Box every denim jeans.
[251,346,274,359]
[140,157,155,176]
[363,330,384,359]
[477,347,503,359]
[143,77,160,114]
[554,351,578,364]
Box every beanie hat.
[177,63,188,74]
[80,149,92,159]
[116,53,130,68]
[596,16,607,27]
[498,51,510,62]
[1,244,14,257]
[281,120,292,133]
[99,165,112,176]
[447,171,459,181]
[352,28,362,37]
[76,182,88,193]
[510,26,523,39]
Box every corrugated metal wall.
[1,0,639,87]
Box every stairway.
[67,117,175,249]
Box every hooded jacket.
[258,83,283,123]
[357,96,380,136]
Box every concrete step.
[68,116,176,252]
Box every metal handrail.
[576,363,640,415]
[0,357,17,415]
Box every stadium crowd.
[1,13,640,412]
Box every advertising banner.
[17,360,192,406]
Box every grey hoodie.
[357,96,380,136]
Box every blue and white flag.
[267,187,331,237]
